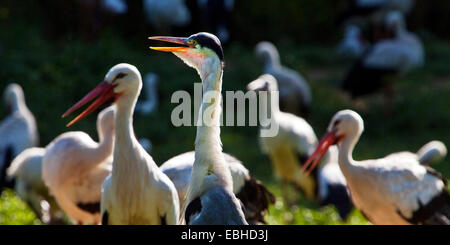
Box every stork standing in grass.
[0,83,38,189]
[247,74,354,219]
[62,64,179,225]
[149,32,247,225]
[303,109,450,225]
[42,106,115,225]
[255,41,312,118]
[341,11,424,110]
[160,151,275,224]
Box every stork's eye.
[333,120,341,128]
[116,73,127,80]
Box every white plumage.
[363,12,424,72]
[306,109,450,225]
[101,0,127,14]
[255,41,312,117]
[247,75,353,218]
[341,11,424,100]
[42,106,115,225]
[0,83,38,187]
[143,0,191,30]
[89,64,179,225]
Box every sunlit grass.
[0,190,41,225]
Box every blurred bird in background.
[0,84,38,190]
[255,42,312,118]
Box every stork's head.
[327,110,364,144]
[3,83,24,114]
[302,110,364,176]
[62,63,142,127]
[385,11,406,36]
[255,41,280,66]
[246,74,278,92]
[149,32,224,77]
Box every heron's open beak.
[301,130,343,176]
[148,36,192,53]
[62,81,117,127]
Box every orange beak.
[62,81,117,127]
[148,36,192,53]
[302,130,343,176]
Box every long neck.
[112,93,139,176]
[10,95,28,114]
[96,123,115,165]
[194,66,224,167]
[264,54,281,71]
[337,131,360,174]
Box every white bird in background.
[135,72,159,115]
[42,106,116,225]
[415,141,447,166]
[342,11,424,105]
[0,83,38,189]
[149,32,247,225]
[255,41,312,118]
[62,64,179,225]
[303,109,450,225]
[143,0,191,31]
[337,24,369,59]
[160,151,275,224]
[7,147,63,224]
[247,75,353,219]
[101,0,127,14]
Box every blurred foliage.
[0,190,41,225]
[0,0,449,225]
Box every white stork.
[143,0,191,31]
[42,106,115,225]
[160,151,275,224]
[303,109,450,225]
[135,72,159,115]
[247,74,354,219]
[0,83,38,189]
[342,11,424,107]
[149,32,247,225]
[62,63,179,225]
[415,141,447,166]
[6,147,64,224]
[255,41,312,118]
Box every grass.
[0,5,449,225]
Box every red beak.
[62,81,117,127]
[301,130,342,176]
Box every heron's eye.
[187,39,198,47]
[116,73,127,80]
